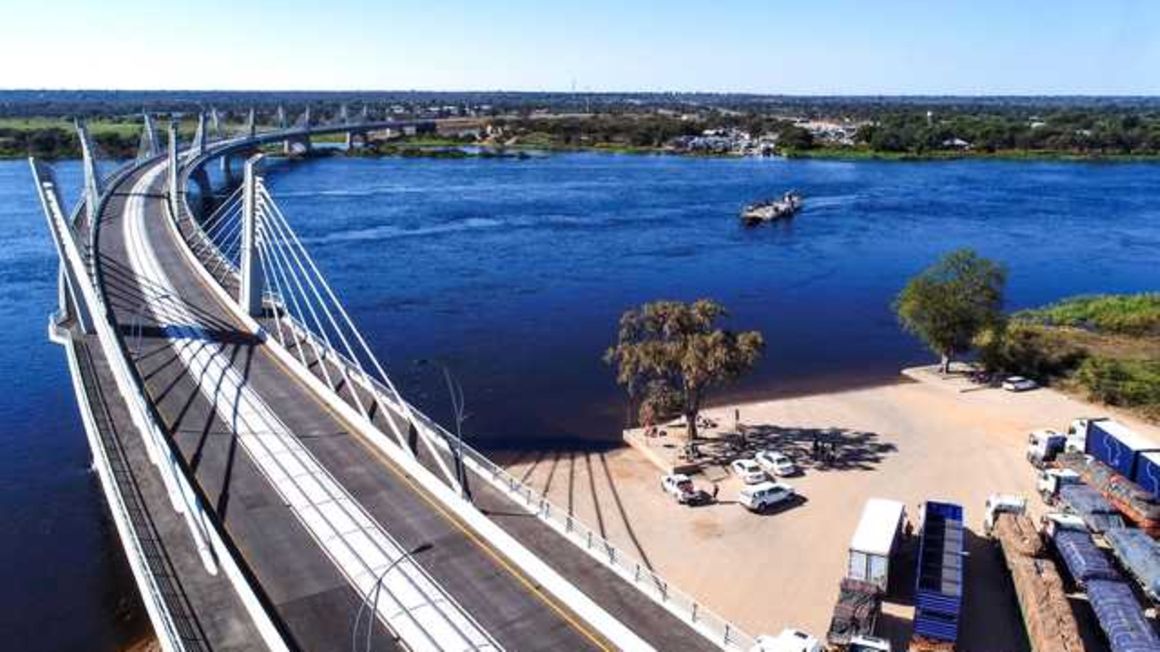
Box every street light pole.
[130,292,173,357]
[415,359,473,503]
[351,541,434,652]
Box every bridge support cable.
[252,187,465,491]
[253,223,324,372]
[252,192,372,422]
[250,198,347,400]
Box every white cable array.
[249,183,462,491]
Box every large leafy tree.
[604,299,764,441]
[894,249,1007,373]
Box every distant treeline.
[857,110,1160,155]
[0,127,138,159]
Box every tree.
[894,249,1007,374]
[604,299,764,441]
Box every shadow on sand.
[675,423,898,473]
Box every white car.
[661,473,694,499]
[660,473,711,505]
[1002,375,1038,392]
[755,450,797,477]
[738,481,795,512]
[730,458,768,484]
[751,628,822,652]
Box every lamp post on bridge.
[415,358,473,503]
[351,541,434,652]
[130,292,173,357]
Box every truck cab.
[1040,511,1088,538]
[1026,429,1066,467]
[1065,417,1106,454]
[1037,468,1081,503]
[983,493,1027,535]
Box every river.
[2,152,1158,647]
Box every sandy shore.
[500,366,1160,651]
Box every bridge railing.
[403,406,758,652]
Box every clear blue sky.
[3,0,1158,94]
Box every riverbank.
[333,141,1160,164]
[499,366,1160,650]
[784,146,1160,163]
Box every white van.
[738,481,795,512]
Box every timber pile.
[907,636,954,652]
[1006,555,1085,652]
[1057,453,1160,536]
[993,512,1085,652]
[994,511,1045,559]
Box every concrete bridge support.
[240,155,265,317]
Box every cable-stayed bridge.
[32,108,759,652]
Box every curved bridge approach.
[33,110,758,652]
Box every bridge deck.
[99,160,616,650]
[66,321,265,650]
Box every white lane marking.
[123,164,500,652]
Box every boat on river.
[741,191,803,226]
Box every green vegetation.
[1075,358,1160,419]
[0,117,201,160]
[604,299,764,440]
[1015,293,1160,336]
[855,110,1160,157]
[974,292,1160,421]
[894,249,1007,373]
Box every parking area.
[498,366,1160,651]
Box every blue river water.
[1,152,1158,648]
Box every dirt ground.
[497,366,1160,652]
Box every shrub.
[1017,293,1160,336]
[1075,357,1160,417]
[975,323,1087,381]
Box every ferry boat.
[741,191,803,226]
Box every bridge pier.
[190,168,213,217]
[220,154,233,186]
[240,155,265,317]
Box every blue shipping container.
[1086,579,1160,652]
[912,501,964,644]
[1133,451,1160,499]
[1086,420,1160,480]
